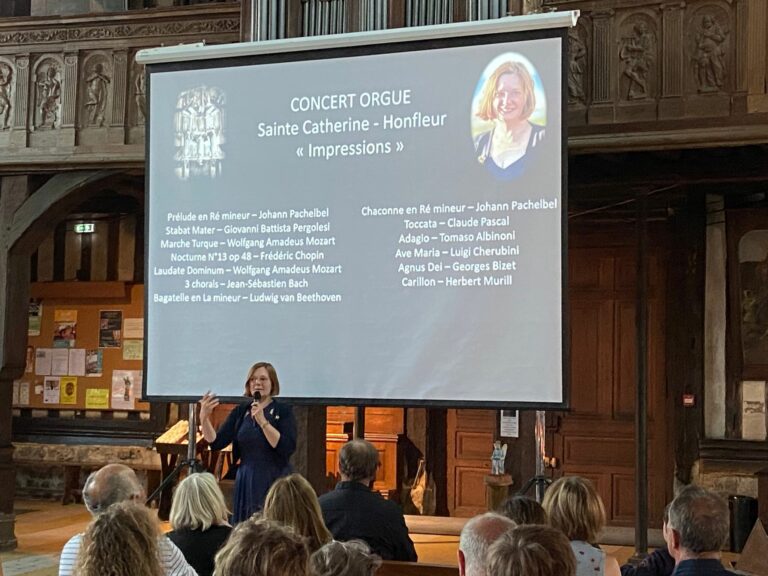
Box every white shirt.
[58,532,198,576]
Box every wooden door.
[551,244,670,526]
[446,409,496,517]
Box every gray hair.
[459,512,517,576]
[339,440,379,482]
[309,540,381,576]
[82,464,142,516]
[667,485,729,554]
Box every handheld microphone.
[252,391,262,428]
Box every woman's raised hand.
[199,391,219,421]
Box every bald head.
[82,464,144,516]
[458,513,517,576]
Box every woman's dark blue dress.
[209,399,297,523]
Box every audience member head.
[664,485,729,561]
[82,463,145,517]
[263,473,333,552]
[339,439,379,484]
[170,471,230,532]
[74,501,162,576]
[487,525,576,576]
[498,495,547,525]
[213,517,309,576]
[542,476,605,543]
[310,540,382,576]
[458,512,517,576]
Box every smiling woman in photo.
[474,59,545,180]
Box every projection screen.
[139,13,574,407]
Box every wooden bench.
[378,561,459,576]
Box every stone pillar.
[704,194,726,439]
[291,405,327,495]
[0,175,31,550]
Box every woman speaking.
[199,362,297,523]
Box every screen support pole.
[517,410,551,502]
[147,402,205,518]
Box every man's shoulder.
[672,559,735,576]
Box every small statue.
[491,441,507,475]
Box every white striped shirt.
[58,532,198,576]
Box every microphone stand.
[147,402,206,518]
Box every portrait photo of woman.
[472,55,547,180]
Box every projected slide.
[146,33,565,406]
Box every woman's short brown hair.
[263,473,333,552]
[243,362,280,397]
[542,476,606,543]
[487,525,576,576]
[475,61,536,122]
[310,540,382,576]
[213,517,308,576]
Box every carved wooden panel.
[552,239,671,527]
[453,466,488,514]
[570,300,613,415]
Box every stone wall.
[13,441,160,498]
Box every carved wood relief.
[32,57,62,131]
[686,5,731,94]
[81,53,112,129]
[568,21,589,106]
[618,13,657,102]
[0,58,14,131]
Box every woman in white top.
[542,476,621,576]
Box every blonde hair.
[542,476,606,543]
[74,501,163,576]
[476,61,536,122]
[213,517,308,576]
[310,540,382,576]
[263,473,333,552]
[170,472,230,531]
[487,525,576,576]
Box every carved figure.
[37,64,61,129]
[85,62,111,127]
[567,28,586,104]
[134,64,146,124]
[694,15,726,93]
[620,21,653,100]
[0,64,12,129]
[491,441,507,475]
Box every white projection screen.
[140,13,574,408]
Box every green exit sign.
[74,223,95,233]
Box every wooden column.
[0,175,31,550]
[426,408,448,516]
[292,405,327,495]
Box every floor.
[0,499,740,576]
